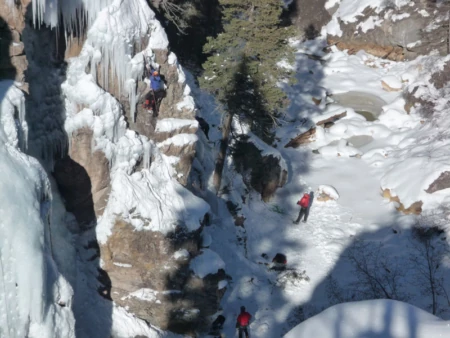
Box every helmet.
[153,71,159,76]
[240,306,246,312]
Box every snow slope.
[191,36,450,338]
[285,299,450,338]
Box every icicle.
[127,79,137,122]
[143,140,151,169]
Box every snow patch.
[190,249,225,278]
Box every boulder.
[327,5,447,61]
[100,220,226,334]
[382,188,422,215]
[316,111,347,127]
[285,127,316,148]
[426,171,450,194]
[316,185,339,202]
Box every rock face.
[292,0,331,39]
[0,0,29,83]
[233,140,288,202]
[100,220,226,334]
[382,188,422,215]
[120,48,198,185]
[53,128,110,227]
[326,4,447,61]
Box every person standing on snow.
[236,306,251,338]
[294,192,311,224]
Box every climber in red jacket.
[294,192,313,224]
[236,306,252,338]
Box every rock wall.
[53,128,110,227]
[233,139,288,202]
[291,0,448,61]
[0,0,29,84]
[121,48,198,185]
[100,220,226,334]
[326,3,448,61]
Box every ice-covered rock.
[317,185,340,201]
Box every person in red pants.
[236,306,252,338]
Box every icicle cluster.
[26,0,165,123]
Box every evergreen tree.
[200,0,294,122]
[201,0,294,192]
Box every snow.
[325,0,340,10]
[96,153,210,242]
[173,249,190,261]
[113,262,133,268]
[325,17,343,37]
[157,133,198,148]
[382,75,403,90]
[392,12,410,21]
[155,118,198,133]
[201,233,213,248]
[190,249,225,278]
[5,1,450,337]
[285,300,449,338]
[356,16,383,33]
[112,306,180,337]
[182,34,450,338]
[218,280,228,290]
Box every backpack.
[299,194,310,208]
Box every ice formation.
[0,81,28,150]
[0,129,75,337]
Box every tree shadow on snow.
[290,210,450,338]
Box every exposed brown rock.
[53,128,110,226]
[381,80,401,92]
[328,39,406,61]
[312,97,321,105]
[100,220,226,334]
[234,215,246,227]
[0,0,30,32]
[316,111,347,127]
[285,127,316,148]
[426,172,450,194]
[64,36,86,59]
[0,0,30,82]
[382,188,422,215]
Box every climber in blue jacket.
[144,67,166,114]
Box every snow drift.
[284,299,450,338]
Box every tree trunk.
[213,112,233,194]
